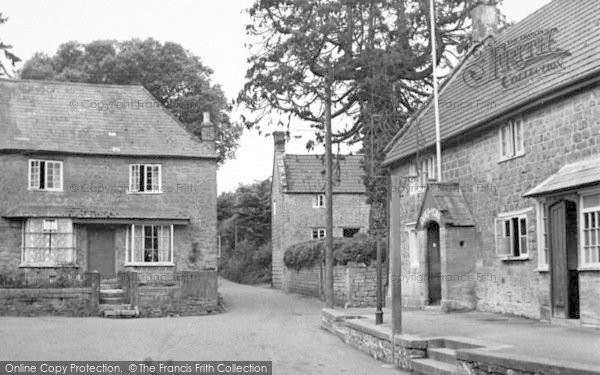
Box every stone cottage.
[271,131,370,290]
[0,79,218,300]
[382,0,600,327]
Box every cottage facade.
[383,0,600,326]
[271,131,370,289]
[0,79,218,284]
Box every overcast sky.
[0,0,552,193]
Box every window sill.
[27,188,63,193]
[500,255,530,262]
[578,266,600,272]
[19,263,79,268]
[536,267,549,272]
[498,152,525,164]
[124,262,175,267]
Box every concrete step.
[103,309,138,318]
[411,358,457,375]
[99,304,132,312]
[428,347,457,365]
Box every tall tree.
[20,38,243,162]
[0,12,20,77]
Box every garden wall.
[283,262,386,307]
[0,288,94,316]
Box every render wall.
[388,83,600,321]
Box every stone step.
[101,284,120,290]
[100,296,128,304]
[428,347,457,365]
[99,304,132,312]
[100,289,125,296]
[411,358,457,375]
[103,309,138,318]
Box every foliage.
[19,38,243,162]
[0,12,20,77]
[283,234,386,271]
[239,0,506,235]
[218,179,272,284]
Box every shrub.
[219,241,272,285]
[283,234,386,271]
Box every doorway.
[88,227,116,276]
[427,221,441,305]
[549,200,579,319]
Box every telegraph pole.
[324,71,334,309]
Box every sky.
[0,0,552,193]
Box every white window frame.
[405,222,419,268]
[579,190,600,269]
[535,201,549,271]
[125,224,174,266]
[129,164,162,193]
[21,218,76,266]
[312,228,326,239]
[28,159,63,191]
[409,156,436,196]
[499,118,525,161]
[313,194,325,208]
[495,208,531,260]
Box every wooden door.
[427,222,441,305]
[88,228,115,276]
[550,202,568,318]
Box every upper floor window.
[495,211,529,259]
[581,193,600,267]
[129,164,162,193]
[29,160,63,191]
[499,118,524,160]
[313,194,325,208]
[312,228,326,239]
[409,156,436,195]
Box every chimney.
[471,0,498,43]
[200,111,215,141]
[273,131,286,154]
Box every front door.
[88,227,115,276]
[550,201,579,319]
[427,222,441,305]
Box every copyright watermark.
[68,183,204,194]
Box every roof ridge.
[0,78,146,89]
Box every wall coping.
[457,348,600,375]
[0,287,91,293]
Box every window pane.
[504,220,511,237]
[520,236,527,254]
[139,165,145,192]
[583,194,600,209]
[520,218,527,235]
[39,161,46,189]
[515,120,523,153]
[584,213,589,229]
[130,165,139,192]
[30,161,40,188]
[592,212,596,228]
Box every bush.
[283,234,387,271]
[219,241,272,285]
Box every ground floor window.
[312,228,326,239]
[22,218,76,265]
[495,210,529,258]
[582,193,600,266]
[126,224,173,264]
[342,228,360,238]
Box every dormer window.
[129,164,162,193]
[499,118,524,160]
[29,160,63,191]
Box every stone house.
[382,0,600,327]
[0,79,218,286]
[271,131,370,289]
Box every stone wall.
[0,288,93,316]
[284,262,386,307]
[388,83,600,321]
[137,270,220,317]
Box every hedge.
[283,234,387,271]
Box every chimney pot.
[471,1,498,43]
[273,131,286,153]
[200,111,215,142]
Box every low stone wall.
[137,270,220,317]
[284,262,386,307]
[0,288,94,316]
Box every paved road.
[0,279,404,375]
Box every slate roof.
[417,183,475,227]
[383,0,600,166]
[282,154,366,193]
[2,205,189,221]
[0,79,217,159]
[524,156,600,197]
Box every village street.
[0,279,405,375]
